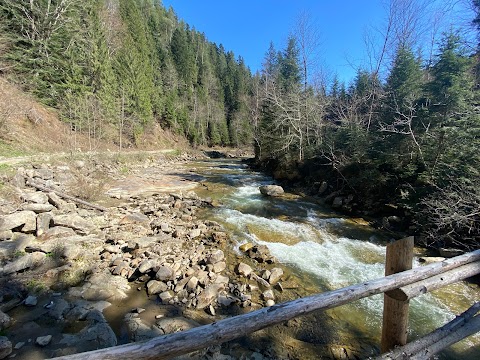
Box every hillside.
[0,0,254,150]
[0,75,191,157]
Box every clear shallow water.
[192,159,480,359]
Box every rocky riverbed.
[0,153,357,360]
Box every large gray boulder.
[53,215,95,233]
[0,211,37,232]
[1,252,46,275]
[259,185,284,197]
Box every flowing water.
[191,158,480,359]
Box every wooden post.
[381,236,414,353]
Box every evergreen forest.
[0,0,479,250]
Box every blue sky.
[161,1,473,84]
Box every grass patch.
[0,139,28,157]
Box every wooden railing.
[51,244,480,360]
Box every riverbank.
[0,151,353,360]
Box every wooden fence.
[51,243,480,360]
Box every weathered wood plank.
[386,261,480,301]
[381,237,414,352]
[50,249,480,360]
[378,302,480,360]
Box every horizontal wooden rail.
[386,261,480,301]
[49,249,480,360]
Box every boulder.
[53,215,95,233]
[236,262,253,277]
[119,213,150,226]
[22,203,55,213]
[247,245,275,264]
[138,259,156,274]
[146,280,168,295]
[35,335,52,347]
[36,212,52,236]
[206,249,224,264]
[0,211,37,232]
[158,291,174,303]
[268,268,284,285]
[21,191,49,204]
[40,226,76,240]
[0,311,12,331]
[156,265,175,281]
[259,185,284,197]
[196,284,223,309]
[0,231,12,241]
[1,252,46,275]
[25,295,38,307]
[0,337,12,359]
[155,317,199,335]
[239,242,254,252]
[47,192,67,209]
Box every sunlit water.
[192,159,480,359]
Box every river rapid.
[191,158,480,359]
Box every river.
[190,158,480,359]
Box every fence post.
[381,236,414,353]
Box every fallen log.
[377,302,480,360]
[386,261,480,301]
[50,249,480,360]
[25,178,107,212]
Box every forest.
[0,0,479,250]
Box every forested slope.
[0,0,254,147]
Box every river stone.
[188,228,201,239]
[155,317,199,335]
[35,335,52,347]
[259,185,284,197]
[265,300,275,307]
[262,290,275,301]
[0,234,34,258]
[138,259,156,274]
[41,226,76,240]
[47,192,67,209]
[0,337,12,359]
[236,262,253,277]
[239,242,254,252]
[36,212,52,236]
[0,311,12,331]
[79,271,130,301]
[53,215,95,233]
[2,252,46,275]
[268,268,284,285]
[25,295,38,307]
[196,284,223,309]
[21,191,49,204]
[206,249,224,264]
[147,280,168,295]
[156,265,175,281]
[159,291,174,303]
[213,261,226,273]
[34,168,54,180]
[0,211,37,232]
[186,276,199,292]
[22,203,55,213]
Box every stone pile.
[0,159,288,359]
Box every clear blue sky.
[161,1,471,84]
[161,0,386,84]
